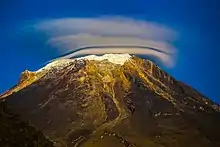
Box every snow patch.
[77,54,131,65]
[36,59,73,73]
[36,54,131,73]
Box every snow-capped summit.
[36,54,131,73]
[77,54,131,65]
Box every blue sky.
[0,0,219,103]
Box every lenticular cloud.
[35,16,177,67]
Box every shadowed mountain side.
[0,101,54,147]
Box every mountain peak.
[1,54,220,147]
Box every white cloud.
[47,34,175,54]
[35,16,177,67]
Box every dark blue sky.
[0,0,219,103]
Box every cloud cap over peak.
[34,16,177,67]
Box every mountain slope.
[1,54,220,147]
[0,101,54,147]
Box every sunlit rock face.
[1,54,220,147]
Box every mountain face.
[1,54,220,147]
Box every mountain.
[0,54,220,147]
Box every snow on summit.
[77,54,131,65]
[36,54,131,73]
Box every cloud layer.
[35,16,177,67]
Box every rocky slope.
[1,54,220,147]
